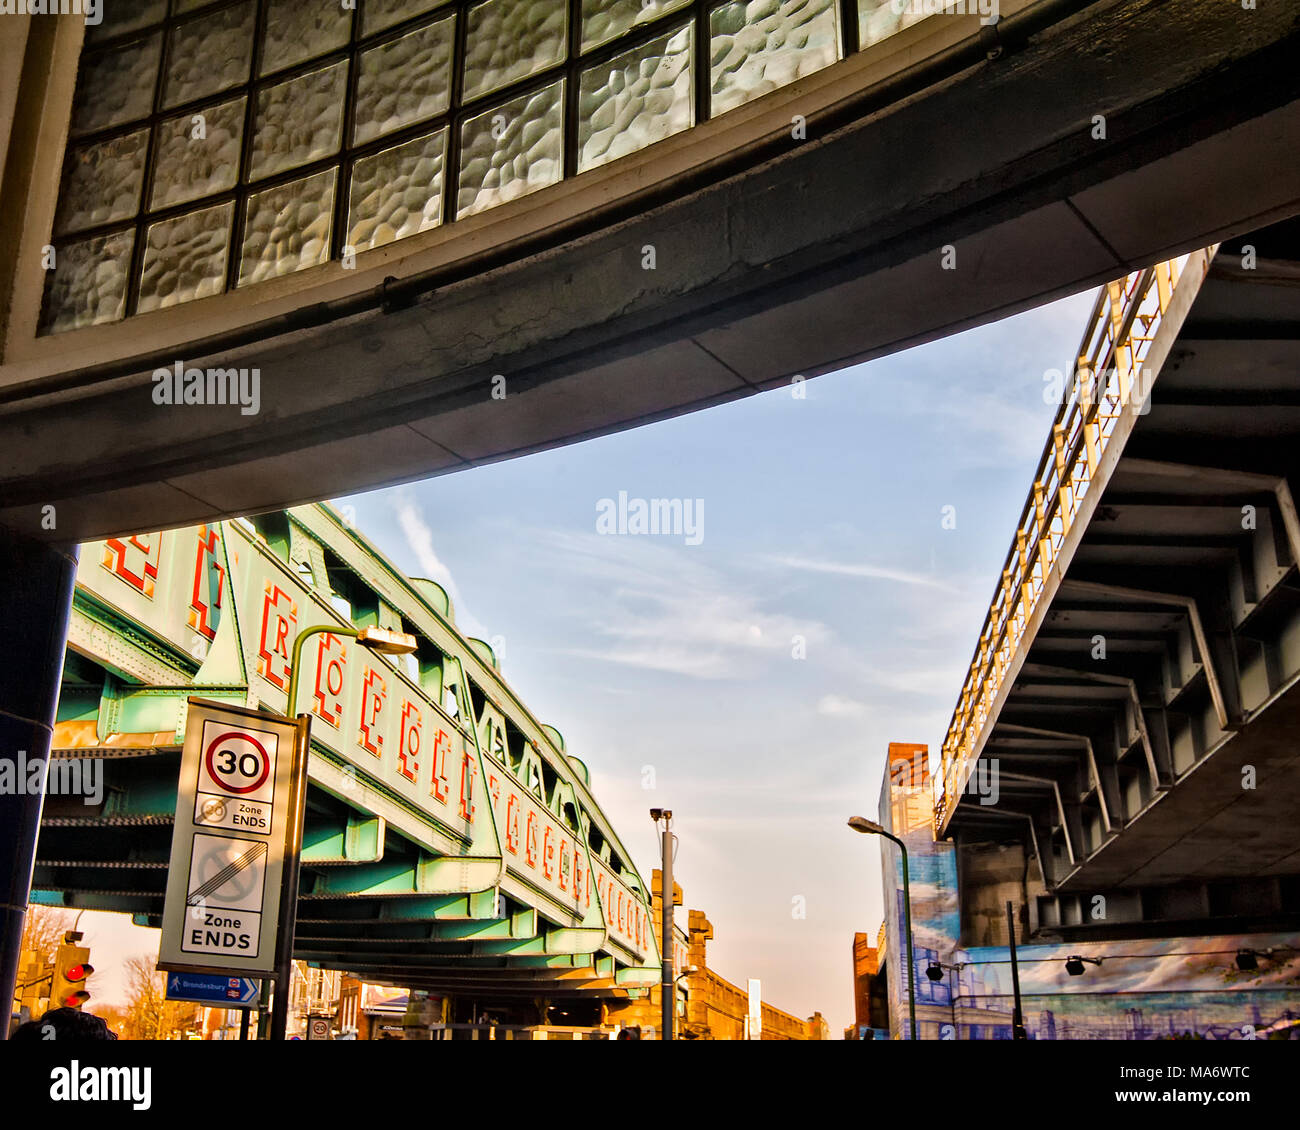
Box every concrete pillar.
[0,528,77,1037]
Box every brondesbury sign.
[159,698,308,977]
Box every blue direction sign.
[166,971,260,1008]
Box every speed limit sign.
[202,729,274,800]
[159,698,308,977]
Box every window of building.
[41,0,879,334]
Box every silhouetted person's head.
[10,1007,117,1042]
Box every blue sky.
[335,285,1099,1036]
[75,285,1096,1036]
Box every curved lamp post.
[848,816,917,1040]
[267,623,418,1040]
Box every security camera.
[650,808,663,821]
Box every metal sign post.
[269,714,310,1040]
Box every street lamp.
[926,960,964,1037]
[266,622,419,1040]
[848,816,917,1040]
[650,808,675,1041]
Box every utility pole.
[1007,900,1027,1040]
[651,808,674,1040]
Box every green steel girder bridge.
[936,216,1300,945]
[31,504,661,1005]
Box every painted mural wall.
[876,744,1300,1040]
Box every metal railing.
[934,247,1216,829]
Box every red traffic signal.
[52,943,93,1010]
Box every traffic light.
[51,932,93,1010]
[15,949,54,1016]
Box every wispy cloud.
[528,529,832,680]
[817,694,867,718]
[391,493,488,638]
[765,554,957,592]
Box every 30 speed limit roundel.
[204,731,272,795]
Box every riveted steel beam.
[302,811,386,863]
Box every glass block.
[354,15,454,146]
[70,33,161,137]
[85,0,167,44]
[138,202,234,313]
[463,0,567,102]
[164,2,254,110]
[55,129,149,237]
[579,25,692,172]
[457,80,563,219]
[260,0,353,76]
[249,61,349,182]
[710,0,840,117]
[39,229,133,335]
[238,168,336,286]
[858,0,927,49]
[363,0,449,36]
[150,97,246,211]
[581,0,691,52]
[348,130,446,253]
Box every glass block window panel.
[69,33,161,137]
[54,129,149,237]
[348,130,447,253]
[457,80,563,219]
[138,202,235,313]
[581,0,691,52]
[859,0,927,49]
[363,0,450,36]
[354,15,455,146]
[463,0,568,102]
[260,0,354,77]
[710,0,840,117]
[150,98,246,211]
[85,0,167,45]
[163,2,256,110]
[238,168,337,286]
[248,61,349,182]
[578,25,692,173]
[50,0,870,333]
[39,229,134,335]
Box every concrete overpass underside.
[3,1,1300,540]
[946,218,1300,943]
